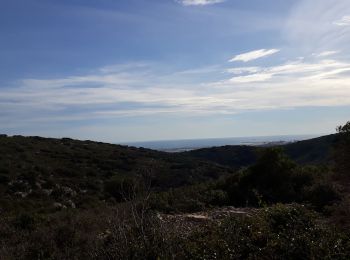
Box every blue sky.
[1,0,350,142]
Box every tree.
[224,148,302,206]
[334,121,350,178]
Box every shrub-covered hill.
[0,135,232,212]
[0,123,349,259]
[0,133,338,214]
[182,134,336,169]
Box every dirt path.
[157,207,258,233]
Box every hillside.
[283,134,336,164]
[0,135,232,212]
[182,134,336,168]
[0,130,349,259]
[0,134,336,213]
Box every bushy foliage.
[1,204,349,259]
[151,148,339,212]
[305,182,340,210]
[177,205,350,260]
[334,121,350,178]
[0,135,232,213]
[0,126,349,259]
[234,148,299,205]
[220,148,339,209]
[104,175,139,201]
[149,183,218,213]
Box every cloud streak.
[285,0,350,54]
[229,49,280,62]
[1,55,350,128]
[334,15,350,26]
[315,51,339,57]
[176,0,225,6]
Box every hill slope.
[0,134,336,212]
[0,135,232,212]
[0,134,349,259]
[182,134,336,168]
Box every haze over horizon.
[1,0,350,142]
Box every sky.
[1,0,350,142]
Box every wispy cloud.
[176,0,225,6]
[285,0,350,53]
[314,51,340,57]
[229,49,280,62]
[228,73,273,83]
[334,15,350,26]
[226,67,261,75]
[1,55,350,128]
[226,59,350,83]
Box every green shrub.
[104,175,139,201]
[305,182,340,210]
[178,204,350,259]
[12,213,37,230]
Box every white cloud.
[210,58,350,111]
[226,59,350,83]
[2,56,350,127]
[334,15,350,26]
[175,65,221,75]
[229,49,280,62]
[285,0,350,53]
[229,73,273,83]
[226,67,261,75]
[176,0,225,6]
[314,51,340,57]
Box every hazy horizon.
[0,131,329,146]
[124,133,325,143]
[1,0,350,141]
[123,133,325,151]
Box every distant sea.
[124,134,321,152]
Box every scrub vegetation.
[0,122,350,259]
